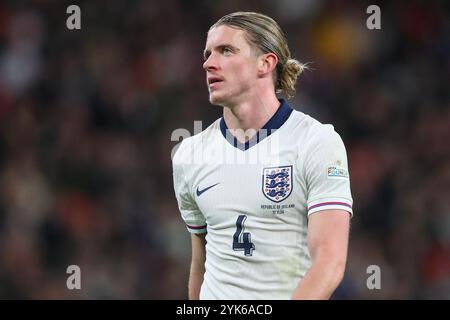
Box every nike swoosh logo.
[196,183,220,197]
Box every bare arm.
[291,209,350,300]
[189,233,207,300]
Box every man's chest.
[191,160,306,226]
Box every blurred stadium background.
[0,0,448,299]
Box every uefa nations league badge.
[262,165,293,202]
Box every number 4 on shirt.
[233,215,255,256]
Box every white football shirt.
[172,99,353,299]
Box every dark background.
[0,0,448,299]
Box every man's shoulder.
[287,109,339,143]
[183,117,221,148]
[172,118,221,164]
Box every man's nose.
[203,55,218,71]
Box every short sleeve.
[302,127,353,216]
[172,144,207,233]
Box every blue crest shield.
[262,165,293,202]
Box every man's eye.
[222,47,232,55]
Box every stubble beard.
[208,82,252,108]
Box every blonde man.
[173,12,353,300]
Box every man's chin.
[209,93,226,106]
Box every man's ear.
[257,53,278,77]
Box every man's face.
[203,25,259,106]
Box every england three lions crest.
[262,165,293,202]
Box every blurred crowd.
[0,0,448,299]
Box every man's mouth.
[207,77,224,85]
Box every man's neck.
[222,93,280,143]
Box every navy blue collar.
[219,99,293,151]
